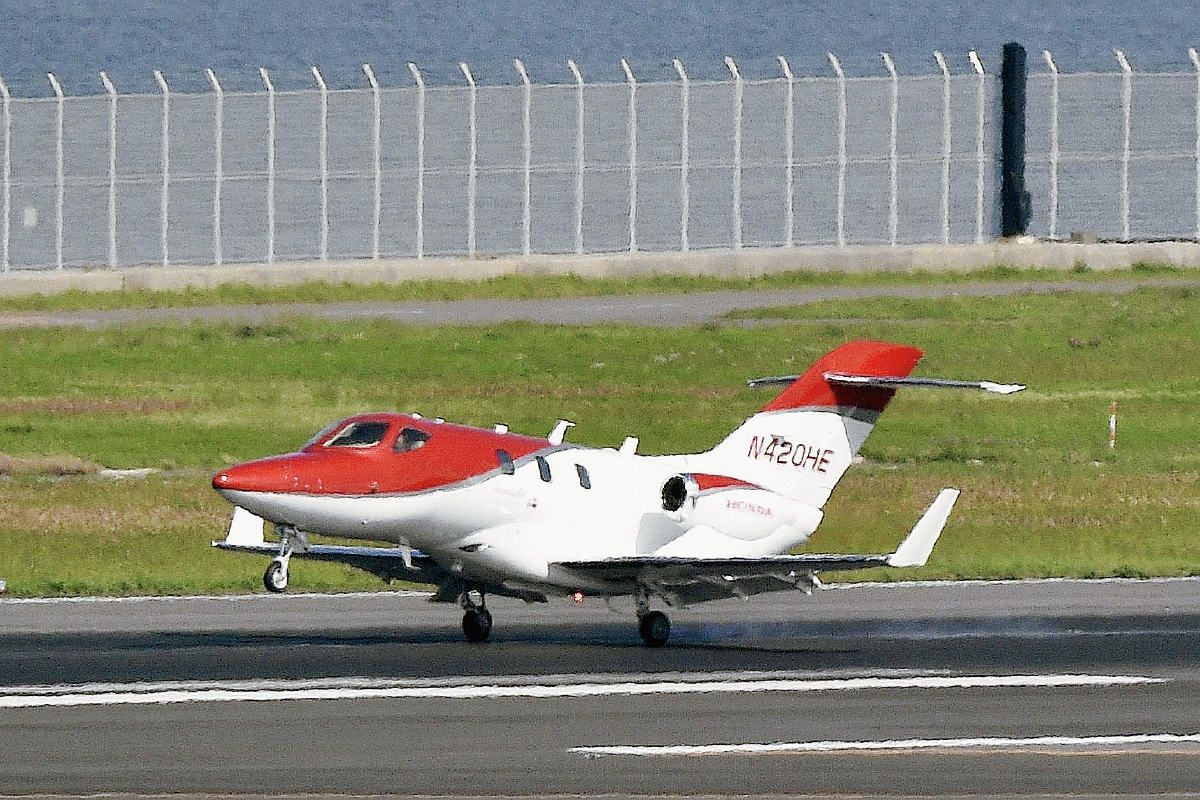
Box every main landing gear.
[636,593,671,647]
[460,589,493,643]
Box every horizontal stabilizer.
[826,374,1026,395]
[748,374,1024,395]
[886,488,959,568]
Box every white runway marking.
[572,732,1200,757]
[0,673,1162,709]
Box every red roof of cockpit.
[215,413,552,496]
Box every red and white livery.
[213,340,1022,646]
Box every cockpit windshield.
[324,420,391,448]
[303,419,346,449]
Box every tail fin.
[688,341,924,508]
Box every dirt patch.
[0,452,96,476]
[0,398,192,416]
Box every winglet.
[886,488,959,568]
[222,506,266,547]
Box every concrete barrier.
[3,241,1200,298]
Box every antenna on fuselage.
[548,420,576,445]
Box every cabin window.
[496,449,515,475]
[325,421,390,448]
[537,455,552,483]
[575,463,591,489]
[395,427,431,453]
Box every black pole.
[1000,42,1031,237]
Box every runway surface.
[3,277,1199,330]
[1,578,1199,797]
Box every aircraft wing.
[213,538,448,584]
[212,506,448,584]
[555,488,958,606]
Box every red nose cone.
[213,454,304,494]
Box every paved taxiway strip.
[0,672,1161,708]
[4,277,1199,330]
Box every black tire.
[638,610,670,647]
[462,607,493,643]
[263,560,288,593]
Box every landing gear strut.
[636,593,671,647]
[460,589,493,643]
[263,525,298,593]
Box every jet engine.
[657,473,823,553]
[661,474,699,519]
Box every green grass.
[2,279,1199,595]
[0,260,1190,313]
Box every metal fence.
[2,50,1199,271]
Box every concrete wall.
[3,240,1200,298]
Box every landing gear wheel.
[638,610,671,647]
[263,559,288,593]
[462,607,493,643]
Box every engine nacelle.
[659,473,822,551]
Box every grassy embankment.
[0,268,1198,595]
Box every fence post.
[154,70,170,266]
[460,62,477,257]
[970,51,987,243]
[312,66,329,261]
[1190,48,1200,240]
[1116,49,1132,241]
[778,56,795,248]
[882,52,899,245]
[363,64,382,260]
[673,58,690,252]
[621,59,638,252]
[100,71,118,268]
[0,75,10,272]
[206,68,223,266]
[934,52,952,244]
[1000,42,1029,237]
[407,62,425,259]
[725,57,743,249]
[259,68,276,264]
[827,53,847,247]
[568,60,585,255]
[514,59,532,256]
[1043,51,1059,240]
[48,72,64,270]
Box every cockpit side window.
[325,421,390,448]
[496,449,515,475]
[395,427,431,453]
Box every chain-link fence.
[1,51,1198,271]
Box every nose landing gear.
[263,557,289,593]
[262,525,301,593]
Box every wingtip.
[887,488,959,568]
[980,381,1026,395]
